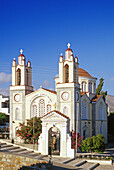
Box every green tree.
[16,117,42,144]
[96,78,107,101]
[0,112,7,122]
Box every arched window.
[38,99,45,117]
[89,82,92,93]
[83,126,88,140]
[47,104,51,113]
[64,64,69,83]
[82,100,88,119]
[17,68,21,85]
[31,105,37,118]
[82,100,86,119]
[81,81,86,92]
[100,124,103,135]
[99,102,104,120]
[63,106,68,115]
[17,69,21,85]
[15,108,20,120]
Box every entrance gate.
[48,127,60,155]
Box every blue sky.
[0,0,114,95]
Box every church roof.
[19,54,25,57]
[42,110,69,119]
[42,88,57,94]
[81,92,86,96]
[55,68,96,80]
[79,68,92,77]
[92,95,101,102]
[65,48,73,52]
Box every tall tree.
[96,78,107,101]
[0,112,7,122]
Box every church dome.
[19,53,25,57]
[79,68,92,77]
[65,43,73,60]
[18,49,25,65]
[65,48,73,52]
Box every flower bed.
[19,161,52,170]
[76,155,113,165]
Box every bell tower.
[55,43,80,132]
[10,49,33,140]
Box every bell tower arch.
[64,64,69,83]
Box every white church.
[10,43,107,157]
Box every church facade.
[10,44,107,157]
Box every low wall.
[0,152,41,170]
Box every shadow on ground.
[52,165,82,170]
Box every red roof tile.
[42,88,57,94]
[92,95,101,102]
[81,92,86,96]
[19,54,25,57]
[66,48,73,52]
[79,68,92,77]
[42,110,69,119]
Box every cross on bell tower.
[20,49,23,54]
[67,43,71,49]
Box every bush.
[80,137,93,152]
[16,117,42,144]
[80,134,105,153]
[95,134,105,152]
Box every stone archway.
[48,126,60,155]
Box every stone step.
[9,148,27,153]
[6,146,20,151]
[88,163,99,170]
[1,146,20,151]
[34,155,44,159]
[39,155,48,159]
[26,152,40,157]
[0,142,7,145]
[0,144,13,148]
[19,150,34,155]
[66,159,82,166]
[10,148,27,154]
[78,162,94,169]
[62,158,75,164]
[75,160,87,167]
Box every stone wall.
[0,152,41,170]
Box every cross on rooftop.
[67,43,71,48]
[53,103,57,109]
[20,49,23,54]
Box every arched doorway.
[83,125,88,140]
[48,126,60,155]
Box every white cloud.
[110,78,114,81]
[43,80,52,88]
[0,88,9,96]
[55,74,59,78]
[0,72,11,84]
